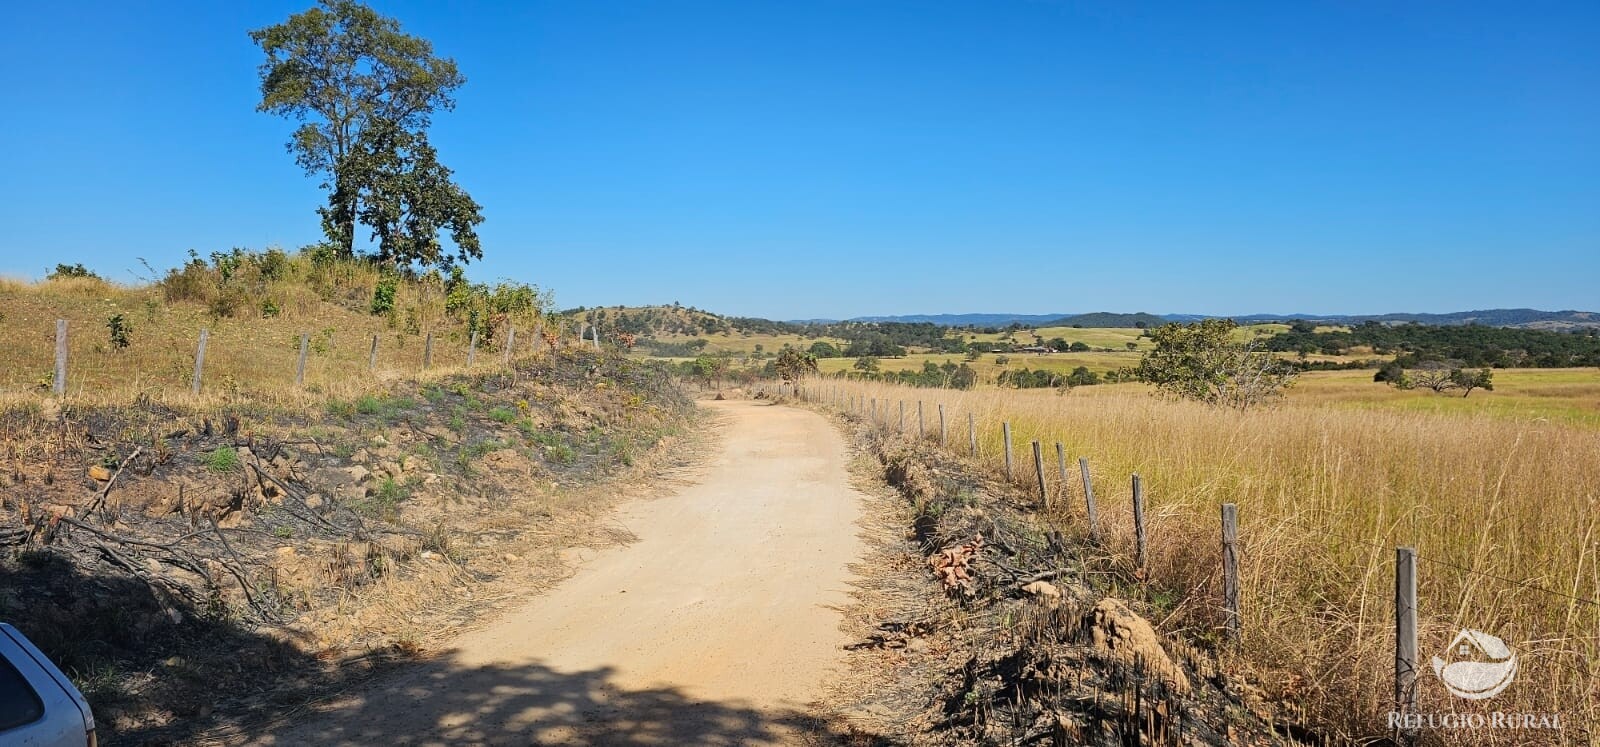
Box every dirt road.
[244,399,865,746]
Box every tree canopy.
[252,0,476,268]
[1134,319,1297,409]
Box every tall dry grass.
[809,377,1600,744]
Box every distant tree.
[1134,319,1297,409]
[251,0,468,260]
[1125,341,1137,350]
[773,347,818,383]
[1047,337,1069,352]
[1066,366,1100,387]
[47,263,99,281]
[1407,363,1457,393]
[1374,360,1407,385]
[1069,341,1090,352]
[853,356,881,374]
[994,355,1011,366]
[1289,319,1317,334]
[1451,368,1493,398]
[807,341,840,358]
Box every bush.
[106,314,131,351]
[371,275,398,315]
[47,263,100,281]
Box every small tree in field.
[853,356,880,374]
[773,347,817,384]
[1451,367,1493,397]
[1134,319,1297,409]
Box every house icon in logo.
[1431,629,1517,700]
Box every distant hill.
[1049,312,1171,328]
[842,313,1073,326]
[1218,309,1600,330]
[820,309,1599,330]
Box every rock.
[88,465,113,482]
[1022,580,1062,600]
[275,546,298,559]
[348,449,371,464]
[309,466,370,501]
[162,656,185,668]
[380,461,403,479]
[400,456,421,473]
[370,434,391,447]
[1084,598,1189,694]
[375,445,402,461]
[423,473,440,485]
[303,493,325,511]
[905,637,930,653]
[503,553,520,562]
[419,550,443,562]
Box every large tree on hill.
[251,0,474,265]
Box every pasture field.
[1288,368,1600,427]
[810,376,1600,743]
[815,350,1145,378]
[641,331,845,355]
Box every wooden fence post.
[918,401,925,439]
[968,413,977,458]
[423,332,434,369]
[899,401,905,431]
[191,329,208,395]
[1002,422,1013,481]
[504,326,516,364]
[1221,503,1240,641]
[53,320,67,396]
[870,398,877,426]
[1395,546,1418,742]
[1079,457,1099,539]
[1132,473,1148,574]
[1054,443,1067,506]
[468,330,479,366]
[296,333,310,386]
[938,404,947,446]
[369,334,379,370]
[1032,441,1048,508]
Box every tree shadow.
[233,654,881,746]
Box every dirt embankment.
[0,349,694,745]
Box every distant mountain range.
[798,309,1600,330]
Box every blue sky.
[1,1,1595,319]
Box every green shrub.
[371,275,398,315]
[106,314,131,350]
[488,406,516,424]
[205,446,240,472]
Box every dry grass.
[806,377,1600,744]
[0,266,562,409]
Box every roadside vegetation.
[807,374,1599,744]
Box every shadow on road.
[239,654,884,746]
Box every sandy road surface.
[244,399,864,746]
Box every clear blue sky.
[1,1,1596,319]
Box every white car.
[0,624,96,747]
